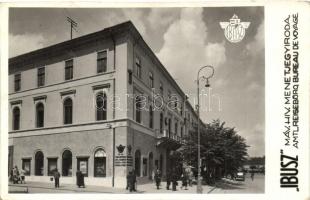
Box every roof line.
[9,20,201,122]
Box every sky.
[9,7,265,157]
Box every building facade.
[8,21,200,187]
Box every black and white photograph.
[7,6,265,194]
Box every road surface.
[211,173,265,193]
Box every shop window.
[63,98,73,124]
[12,107,20,130]
[36,103,44,128]
[62,150,72,176]
[77,157,89,177]
[48,158,58,176]
[35,151,44,176]
[143,158,148,177]
[134,150,141,177]
[22,159,31,176]
[96,92,107,121]
[94,149,106,177]
[97,51,107,73]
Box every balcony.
[156,129,186,150]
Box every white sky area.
[9,7,265,157]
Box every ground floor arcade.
[8,123,182,188]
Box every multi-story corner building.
[8,21,200,187]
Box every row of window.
[21,149,163,178]
[12,93,187,139]
[22,149,106,177]
[135,98,183,137]
[134,57,177,103]
[14,51,107,92]
[12,93,107,130]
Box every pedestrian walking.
[76,169,85,188]
[53,168,61,188]
[151,170,155,182]
[188,170,193,187]
[180,173,188,190]
[251,171,255,181]
[126,171,130,190]
[20,168,25,184]
[132,170,137,191]
[154,169,161,190]
[127,171,135,192]
[166,170,171,190]
[171,170,178,191]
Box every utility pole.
[66,17,77,40]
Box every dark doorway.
[62,150,72,176]
[35,151,44,176]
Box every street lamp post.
[196,65,214,194]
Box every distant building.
[8,21,201,187]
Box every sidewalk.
[9,181,216,194]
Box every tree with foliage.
[178,119,249,183]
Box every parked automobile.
[235,171,245,181]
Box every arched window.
[12,107,20,130]
[63,98,73,124]
[36,103,44,128]
[94,148,106,177]
[96,92,107,121]
[62,150,72,176]
[35,151,44,176]
[135,150,141,177]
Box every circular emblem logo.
[220,14,250,43]
[224,24,246,43]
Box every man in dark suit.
[53,168,61,188]
[166,170,171,190]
